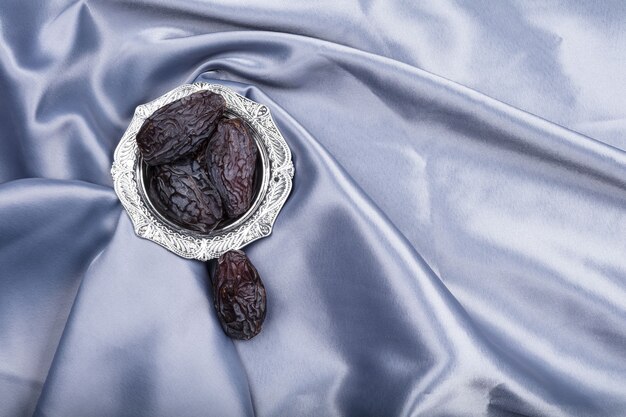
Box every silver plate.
[111,83,294,260]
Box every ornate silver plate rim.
[111,83,294,261]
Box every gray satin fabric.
[1,1,626,416]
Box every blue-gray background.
[1,1,626,416]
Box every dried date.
[148,154,223,233]
[212,250,266,340]
[206,118,257,219]
[137,91,225,165]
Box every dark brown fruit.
[137,91,225,165]
[148,154,223,233]
[212,250,266,340]
[206,118,257,219]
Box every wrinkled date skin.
[137,91,226,165]
[212,250,266,340]
[206,118,257,219]
[148,154,224,233]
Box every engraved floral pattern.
[111,83,294,260]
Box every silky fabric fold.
[1,1,625,416]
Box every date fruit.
[212,250,266,340]
[148,154,223,233]
[206,118,257,219]
[137,91,225,165]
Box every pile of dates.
[137,90,266,340]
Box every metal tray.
[111,83,294,260]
